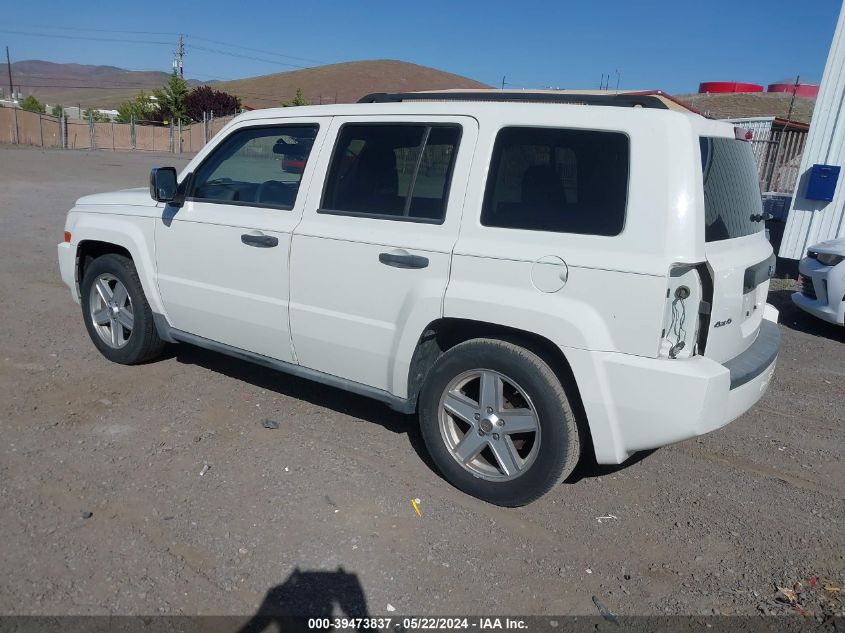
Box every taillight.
[734,126,753,141]
[63,231,72,243]
[659,265,703,359]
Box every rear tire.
[419,338,580,506]
[80,253,165,365]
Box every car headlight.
[816,253,844,266]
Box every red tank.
[767,81,819,98]
[698,81,764,94]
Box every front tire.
[80,253,165,365]
[419,339,580,507]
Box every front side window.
[190,125,318,209]
[481,127,629,236]
[700,137,764,242]
[321,124,461,222]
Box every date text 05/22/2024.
[307,618,529,630]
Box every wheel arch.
[406,317,595,462]
[71,214,164,315]
[76,240,132,294]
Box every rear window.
[700,137,764,242]
[481,127,629,236]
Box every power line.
[11,74,189,84]
[10,23,181,36]
[11,77,317,99]
[14,81,314,102]
[0,29,172,46]
[3,26,332,82]
[5,25,327,67]
[187,44,312,69]
[15,83,169,89]
[185,35,326,65]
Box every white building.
[780,1,845,260]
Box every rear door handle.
[241,232,279,248]
[379,249,429,269]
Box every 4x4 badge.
[714,318,733,328]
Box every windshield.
[700,137,764,242]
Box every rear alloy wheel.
[438,369,541,481]
[419,339,580,506]
[80,254,165,364]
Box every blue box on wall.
[805,164,840,201]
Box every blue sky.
[2,0,841,93]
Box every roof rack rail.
[357,91,669,109]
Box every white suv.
[58,91,780,506]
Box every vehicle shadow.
[170,343,655,488]
[768,288,844,342]
[236,567,371,633]
[169,344,436,470]
[565,448,657,483]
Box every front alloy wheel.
[80,253,165,364]
[89,273,134,349]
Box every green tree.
[20,95,46,114]
[153,70,189,123]
[83,107,111,123]
[116,91,158,123]
[51,104,64,118]
[282,88,309,107]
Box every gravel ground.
[0,146,842,619]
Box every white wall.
[780,0,845,259]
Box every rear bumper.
[569,305,780,464]
[57,242,79,303]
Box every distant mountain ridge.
[4,59,489,110]
[6,60,209,109]
[214,59,490,108]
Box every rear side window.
[700,137,764,242]
[321,124,461,222]
[190,125,318,209]
[481,127,629,236]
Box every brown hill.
[5,59,488,111]
[6,60,207,109]
[215,60,490,108]
[677,92,815,124]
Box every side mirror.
[150,167,178,203]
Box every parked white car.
[794,238,845,325]
[58,91,780,505]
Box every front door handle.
[379,250,429,269]
[241,232,279,248]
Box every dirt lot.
[0,146,843,619]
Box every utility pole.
[767,75,801,190]
[6,46,13,102]
[501,75,506,90]
[173,34,185,77]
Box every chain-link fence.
[727,117,808,194]
[0,107,235,154]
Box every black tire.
[419,339,580,506]
[80,253,165,365]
